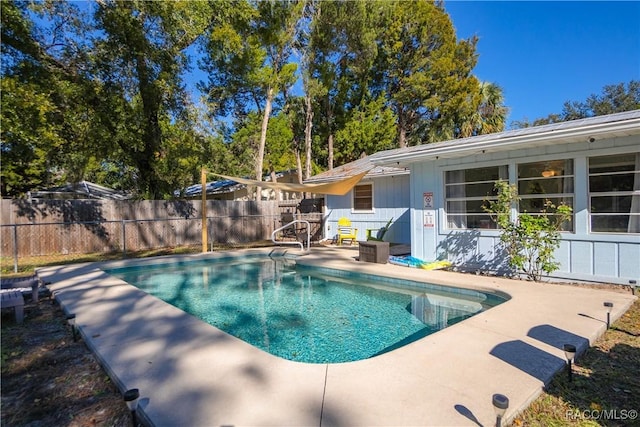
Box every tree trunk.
[256,86,274,199]
[397,113,407,148]
[304,92,313,198]
[270,169,280,201]
[325,98,334,169]
[295,149,303,184]
[134,50,163,199]
[304,93,313,180]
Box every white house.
[308,110,640,285]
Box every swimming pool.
[106,256,506,363]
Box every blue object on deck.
[388,256,429,268]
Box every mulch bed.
[1,295,131,427]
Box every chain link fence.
[1,213,324,274]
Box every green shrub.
[484,180,573,282]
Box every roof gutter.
[375,117,640,166]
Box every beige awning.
[212,170,370,196]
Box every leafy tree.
[307,0,378,168]
[231,112,296,175]
[0,77,60,195]
[512,80,640,128]
[92,0,215,198]
[281,95,307,184]
[1,0,220,199]
[1,0,515,199]
[374,0,480,147]
[296,2,325,180]
[201,0,302,186]
[1,0,96,196]
[566,80,640,118]
[459,82,508,137]
[334,95,397,164]
[484,180,573,282]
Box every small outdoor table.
[358,241,390,264]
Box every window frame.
[516,158,575,232]
[443,165,509,230]
[351,182,374,213]
[442,159,577,232]
[588,152,640,234]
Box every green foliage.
[1,0,219,199]
[512,80,639,128]
[2,0,512,198]
[374,0,480,147]
[307,0,381,168]
[201,0,302,183]
[230,112,296,176]
[334,95,397,163]
[0,0,94,196]
[484,180,573,282]
[0,77,60,195]
[92,0,215,198]
[458,82,508,137]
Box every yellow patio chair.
[337,217,358,245]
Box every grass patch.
[1,241,277,276]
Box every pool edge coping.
[36,247,638,426]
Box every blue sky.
[445,1,640,126]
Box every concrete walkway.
[37,247,636,426]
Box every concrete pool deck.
[37,247,636,426]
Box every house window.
[353,183,373,211]
[517,159,574,231]
[588,153,640,233]
[444,165,508,229]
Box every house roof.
[181,179,245,197]
[375,109,640,167]
[179,170,298,197]
[28,181,130,200]
[304,154,409,184]
[305,110,640,184]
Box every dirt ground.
[1,294,131,427]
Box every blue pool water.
[106,256,506,363]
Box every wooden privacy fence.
[2,216,274,256]
[1,198,324,271]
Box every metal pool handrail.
[271,220,310,251]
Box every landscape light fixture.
[563,343,576,382]
[66,314,77,342]
[492,393,509,427]
[604,302,613,328]
[123,388,140,426]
